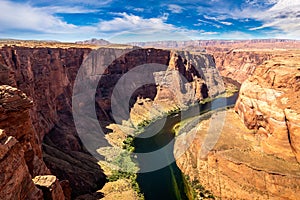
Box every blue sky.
[0,0,299,42]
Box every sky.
[0,0,299,43]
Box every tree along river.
[133,93,239,200]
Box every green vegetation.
[167,107,181,115]
[200,97,213,104]
[184,175,215,199]
[108,170,144,200]
[137,119,151,128]
[122,136,135,152]
[107,135,144,199]
[106,91,238,200]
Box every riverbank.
[98,92,239,200]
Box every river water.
[134,93,239,200]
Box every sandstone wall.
[0,85,66,199]
[0,46,104,198]
[235,52,300,162]
[212,50,273,83]
[175,110,300,199]
[175,51,300,199]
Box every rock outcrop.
[0,46,105,198]
[33,175,66,200]
[128,50,224,127]
[235,51,300,162]
[0,129,43,200]
[175,110,300,200]
[0,46,224,198]
[213,50,273,83]
[0,85,66,200]
[0,85,49,176]
[86,48,225,147]
[175,50,300,199]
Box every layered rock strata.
[175,110,300,199]
[0,129,43,200]
[0,85,67,199]
[0,46,104,198]
[175,50,300,199]
[212,50,273,83]
[235,51,300,162]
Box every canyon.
[0,40,300,199]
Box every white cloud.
[30,0,113,7]
[0,1,76,33]
[97,13,221,42]
[220,21,232,25]
[248,0,300,38]
[98,13,176,32]
[167,4,184,14]
[217,31,256,40]
[196,19,221,28]
[199,0,299,39]
[133,8,145,12]
[0,0,100,41]
[38,6,99,14]
[203,15,218,21]
[203,15,233,26]
[199,31,218,35]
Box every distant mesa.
[75,38,111,46]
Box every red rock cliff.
[175,50,300,199]
[0,46,105,198]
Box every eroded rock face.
[0,129,44,200]
[99,49,224,147]
[110,49,224,127]
[0,85,49,176]
[235,52,300,162]
[175,51,300,199]
[33,175,66,200]
[0,87,45,200]
[0,46,92,141]
[0,46,104,198]
[212,50,273,83]
[0,46,224,198]
[175,110,300,199]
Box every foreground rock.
[0,46,106,197]
[0,129,43,200]
[33,175,66,200]
[175,110,300,199]
[235,51,300,162]
[0,85,66,199]
[176,50,300,199]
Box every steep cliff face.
[212,50,273,83]
[92,48,225,147]
[0,46,91,142]
[175,110,300,199]
[128,50,224,127]
[0,127,43,200]
[175,50,300,199]
[0,46,105,198]
[235,51,300,162]
[0,85,49,176]
[0,85,67,200]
